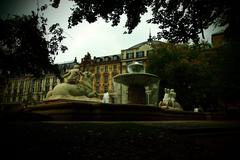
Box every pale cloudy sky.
[1,0,221,64]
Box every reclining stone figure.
[45,65,100,102]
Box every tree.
[148,0,238,43]
[50,0,239,43]
[208,42,240,109]
[147,43,220,111]
[0,11,67,77]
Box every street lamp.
[146,89,152,105]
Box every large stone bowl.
[114,73,159,104]
[114,73,159,86]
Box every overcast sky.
[1,0,222,64]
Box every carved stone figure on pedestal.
[45,65,101,102]
[159,88,183,111]
[102,92,109,103]
[163,88,170,106]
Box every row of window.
[126,51,145,59]
[6,78,58,95]
[96,64,119,73]
[96,75,109,83]
[95,50,147,62]
[95,55,120,63]
[95,84,112,93]
[95,70,119,84]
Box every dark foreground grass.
[1,121,240,160]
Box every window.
[31,79,35,93]
[104,66,108,72]
[113,65,117,72]
[38,79,42,92]
[136,51,144,58]
[96,58,101,62]
[104,85,108,93]
[13,81,18,101]
[8,83,12,94]
[113,56,119,60]
[126,52,134,59]
[104,75,108,83]
[96,85,100,93]
[24,80,28,92]
[101,66,104,72]
[19,80,24,95]
[45,78,50,93]
[96,76,100,83]
[96,66,100,73]
[104,57,109,62]
[14,80,18,90]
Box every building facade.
[79,53,121,103]
[2,74,60,105]
[1,60,78,105]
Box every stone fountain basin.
[114,73,159,86]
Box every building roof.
[95,54,121,59]
[125,40,165,50]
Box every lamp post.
[146,90,152,105]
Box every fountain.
[17,62,213,121]
[113,62,159,105]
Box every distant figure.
[102,92,109,103]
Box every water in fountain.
[113,62,159,105]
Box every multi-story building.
[1,59,78,105]
[79,52,121,103]
[1,74,60,105]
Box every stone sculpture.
[159,88,183,111]
[102,92,110,103]
[45,65,101,102]
[63,65,82,84]
[162,88,170,106]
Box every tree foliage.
[209,42,240,105]
[50,0,238,43]
[147,43,211,110]
[0,11,67,77]
[148,0,237,43]
[147,42,240,111]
